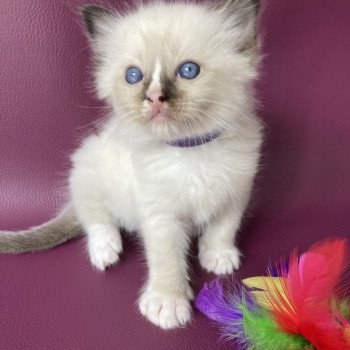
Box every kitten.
[0,0,262,329]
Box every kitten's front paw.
[199,246,241,275]
[87,224,123,271]
[139,287,192,329]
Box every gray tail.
[0,203,82,253]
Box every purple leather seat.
[1,1,349,349]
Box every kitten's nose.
[146,87,168,119]
[146,89,166,104]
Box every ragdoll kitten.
[0,0,262,329]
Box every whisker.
[186,106,244,142]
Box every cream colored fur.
[0,0,263,330]
[72,0,263,329]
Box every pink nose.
[146,89,166,104]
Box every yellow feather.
[243,276,292,310]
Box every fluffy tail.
[0,203,82,253]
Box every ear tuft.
[216,0,259,15]
[80,5,115,38]
[215,0,260,53]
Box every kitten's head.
[81,0,260,140]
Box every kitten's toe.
[87,225,123,271]
[199,246,241,275]
[139,288,192,329]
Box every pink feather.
[264,239,350,350]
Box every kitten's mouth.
[147,104,170,122]
[151,112,168,122]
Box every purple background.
[1,1,350,349]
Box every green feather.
[240,304,313,350]
[337,298,350,321]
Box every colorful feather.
[241,306,312,350]
[196,238,350,349]
[261,239,350,349]
[195,279,312,349]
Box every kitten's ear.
[80,5,117,39]
[215,0,260,54]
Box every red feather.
[264,239,350,350]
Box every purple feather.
[268,257,290,277]
[195,279,237,322]
[195,279,257,346]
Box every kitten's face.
[83,1,259,140]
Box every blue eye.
[177,62,200,79]
[125,67,143,84]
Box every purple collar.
[166,129,223,148]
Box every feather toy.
[261,239,349,349]
[195,238,350,350]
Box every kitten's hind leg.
[73,196,122,271]
[86,223,122,271]
[198,205,244,275]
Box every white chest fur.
[133,143,243,225]
[70,116,261,233]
